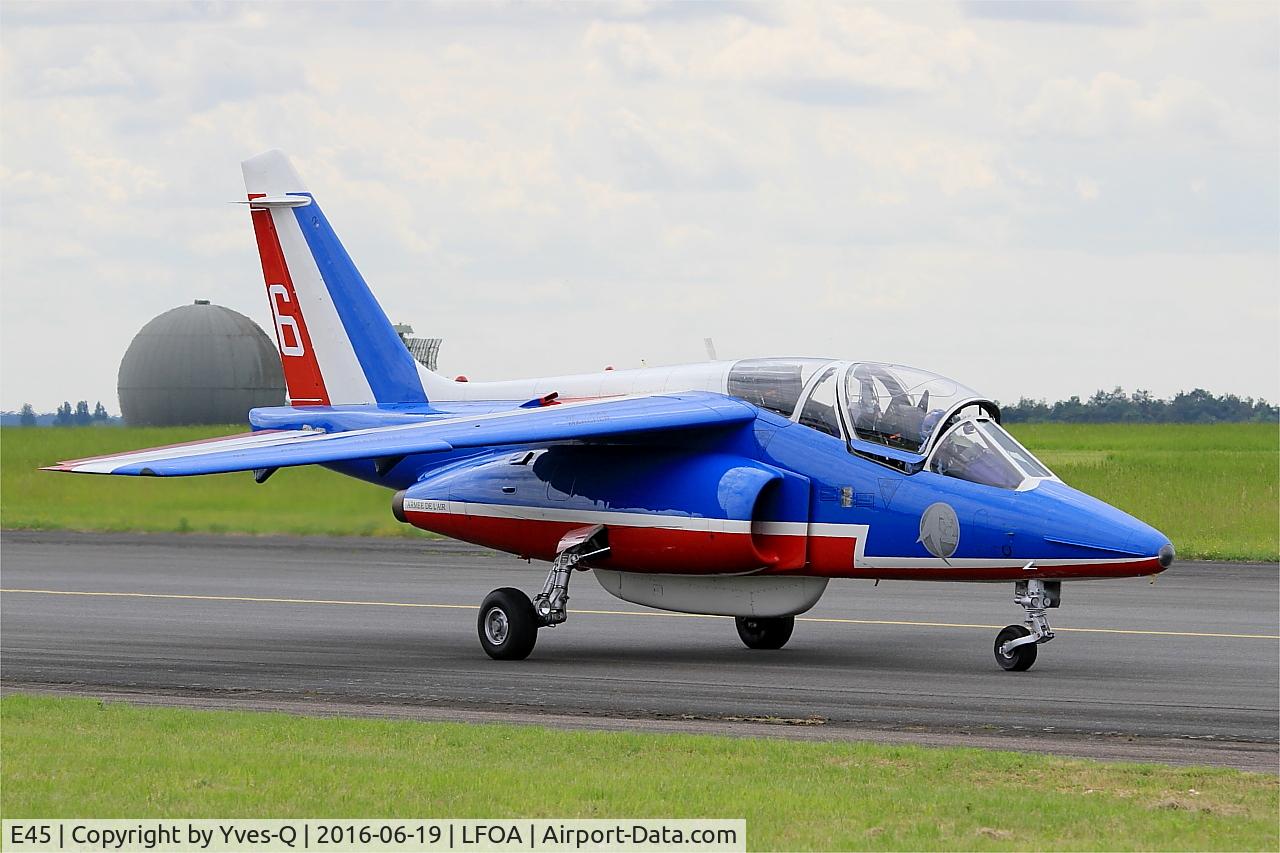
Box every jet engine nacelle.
[394,446,809,574]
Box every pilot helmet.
[920,409,947,442]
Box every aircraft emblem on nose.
[919,502,960,559]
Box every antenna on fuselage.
[704,337,718,361]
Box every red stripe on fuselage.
[402,510,1165,581]
[248,196,329,406]
[405,510,773,574]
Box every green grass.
[1009,424,1278,562]
[2,423,1276,560]
[0,426,426,538]
[2,695,1276,851]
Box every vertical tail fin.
[242,150,427,407]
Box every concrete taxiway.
[2,531,1276,771]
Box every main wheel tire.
[735,615,795,650]
[478,588,538,661]
[994,624,1037,671]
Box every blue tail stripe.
[289,194,427,404]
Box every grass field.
[2,423,1276,560]
[2,695,1277,851]
[0,425,423,538]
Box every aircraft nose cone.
[1158,543,1175,569]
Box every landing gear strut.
[994,578,1059,671]
[477,526,609,661]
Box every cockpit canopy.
[726,357,1057,490]
[929,417,1054,489]
[845,362,985,454]
[725,358,833,417]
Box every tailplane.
[242,150,427,406]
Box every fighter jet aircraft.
[47,150,1175,671]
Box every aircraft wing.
[44,392,756,477]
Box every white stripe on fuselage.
[404,497,763,534]
[403,500,1151,570]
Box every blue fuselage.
[250,402,1172,582]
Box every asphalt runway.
[2,530,1277,771]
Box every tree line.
[18,401,111,427]
[11,389,1279,427]
[999,388,1278,424]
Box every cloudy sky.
[2,0,1277,413]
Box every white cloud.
[34,43,137,96]
[1020,72,1234,139]
[584,21,680,81]
[817,126,1001,197]
[692,4,985,99]
[69,150,166,202]
[575,109,756,192]
[960,1,1145,28]
[0,1,1276,412]
[1075,177,1101,202]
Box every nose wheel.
[993,579,1059,672]
[994,624,1036,671]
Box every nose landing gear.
[994,578,1059,671]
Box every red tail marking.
[248,196,329,406]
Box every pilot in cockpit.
[920,407,947,445]
[930,420,1025,490]
[856,386,946,451]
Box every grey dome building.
[118,301,285,426]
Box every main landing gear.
[735,616,795,650]
[994,578,1059,671]
[477,526,610,661]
